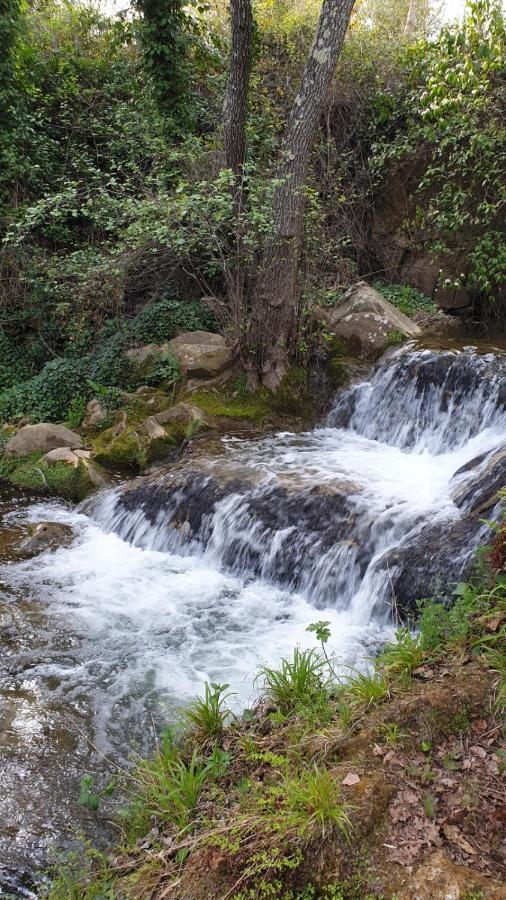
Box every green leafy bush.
[373,281,436,317]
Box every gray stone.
[155,403,215,429]
[83,398,107,429]
[42,447,81,467]
[324,282,421,359]
[5,424,83,459]
[144,417,167,441]
[18,522,75,557]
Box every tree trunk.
[252,0,356,389]
[223,0,253,179]
[223,0,253,348]
[404,0,419,34]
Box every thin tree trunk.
[223,0,253,179]
[223,0,253,347]
[404,0,419,34]
[252,0,356,390]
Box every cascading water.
[0,342,504,890]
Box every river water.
[0,342,504,893]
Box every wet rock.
[399,849,504,899]
[83,398,107,429]
[451,444,506,514]
[18,522,75,558]
[382,515,490,617]
[4,424,83,458]
[323,282,421,359]
[155,403,215,429]
[166,331,233,378]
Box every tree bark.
[404,0,419,34]
[252,0,356,389]
[223,0,253,179]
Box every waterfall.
[91,345,506,620]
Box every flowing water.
[0,342,505,893]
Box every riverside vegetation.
[45,516,506,899]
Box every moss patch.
[7,458,96,501]
[92,426,148,470]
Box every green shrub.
[128,297,215,345]
[279,767,353,841]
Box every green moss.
[327,356,349,389]
[385,329,407,348]
[8,459,95,501]
[92,426,148,470]
[189,370,316,425]
[188,387,271,424]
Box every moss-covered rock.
[92,425,148,470]
[5,456,99,501]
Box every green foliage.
[66,395,87,430]
[372,0,506,300]
[78,775,101,813]
[134,0,210,132]
[372,281,436,316]
[182,681,233,743]
[377,627,425,675]
[260,648,328,715]
[128,296,215,345]
[378,722,407,745]
[127,730,213,836]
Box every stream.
[0,341,505,895]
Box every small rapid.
[0,342,505,888]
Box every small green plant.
[378,722,406,745]
[422,793,436,818]
[182,681,234,744]
[260,648,328,714]
[66,394,87,430]
[342,668,389,709]
[378,627,424,675]
[277,767,353,840]
[126,731,212,836]
[78,775,101,812]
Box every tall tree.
[253,0,357,388]
[224,0,357,388]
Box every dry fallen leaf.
[373,743,385,756]
[470,744,487,759]
[397,789,419,805]
[443,824,476,855]
[342,771,360,786]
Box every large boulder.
[324,282,421,359]
[125,332,233,380]
[4,424,83,459]
[167,332,233,378]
